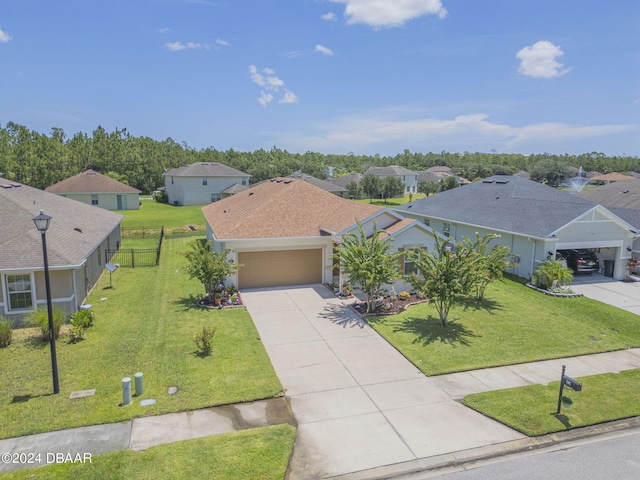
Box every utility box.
[134,372,144,396]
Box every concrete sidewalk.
[0,398,295,474]
[241,285,640,479]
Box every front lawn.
[116,200,206,233]
[353,193,426,206]
[463,369,640,436]
[0,424,296,480]
[0,236,282,439]
[368,276,640,375]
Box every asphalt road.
[419,430,640,480]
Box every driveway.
[242,285,523,479]
[571,274,640,315]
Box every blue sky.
[1,0,638,156]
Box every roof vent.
[74,228,83,233]
[483,180,494,184]
[495,180,509,184]
[249,192,254,196]
[284,180,292,184]
[0,184,12,189]
[269,178,276,182]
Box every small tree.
[407,237,472,327]
[184,240,239,294]
[334,221,401,313]
[462,233,519,301]
[418,180,439,197]
[381,176,405,203]
[360,173,382,203]
[345,180,362,199]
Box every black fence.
[107,227,164,268]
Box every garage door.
[238,249,323,289]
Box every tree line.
[1,122,639,193]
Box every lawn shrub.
[194,326,217,356]
[0,316,12,347]
[398,291,411,300]
[71,309,94,329]
[29,306,67,340]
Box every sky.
[1,0,639,157]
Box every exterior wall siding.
[60,193,139,211]
[165,175,250,206]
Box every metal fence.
[107,227,164,268]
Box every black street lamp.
[33,210,60,394]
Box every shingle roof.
[45,170,141,194]
[326,173,363,188]
[425,166,453,173]
[202,178,384,240]
[590,172,635,182]
[396,175,599,238]
[288,171,346,193]
[576,179,640,210]
[222,183,248,195]
[0,178,123,270]
[163,162,250,177]
[365,166,417,176]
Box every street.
[417,430,640,480]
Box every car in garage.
[557,249,600,274]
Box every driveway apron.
[242,285,524,479]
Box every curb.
[328,416,640,480]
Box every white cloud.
[165,41,205,51]
[315,44,333,55]
[215,38,230,46]
[158,27,170,34]
[0,26,12,43]
[279,90,299,104]
[330,0,447,28]
[321,12,337,21]
[516,40,570,79]
[272,109,636,154]
[249,65,297,107]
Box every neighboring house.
[163,162,250,206]
[1,178,123,321]
[45,170,140,210]
[364,166,418,194]
[326,173,365,198]
[396,175,639,281]
[589,172,635,185]
[288,171,347,197]
[201,178,437,291]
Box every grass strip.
[0,424,296,480]
[463,368,640,436]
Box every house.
[589,172,635,185]
[163,162,250,206]
[364,166,418,195]
[395,175,639,281]
[288,171,347,197]
[44,170,141,210]
[201,178,437,291]
[326,173,365,198]
[1,178,123,321]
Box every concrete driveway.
[571,274,640,315]
[242,285,524,479]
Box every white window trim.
[2,272,37,314]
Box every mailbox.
[563,375,582,392]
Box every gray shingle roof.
[163,162,250,178]
[576,179,640,210]
[365,166,417,176]
[288,171,346,193]
[396,175,599,238]
[45,170,141,194]
[0,178,123,270]
[325,173,363,188]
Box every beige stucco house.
[1,178,123,322]
[201,178,437,292]
[45,170,141,210]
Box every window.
[399,247,421,276]
[91,194,99,205]
[202,178,208,186]
[423,218,430,226]
[211,193,221,202]
[171,176,174,184]
[98,250,102,266]
[443,222,451,238]
[6,274,33,311]
[242,178,247,186]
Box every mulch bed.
[350,293,428,316]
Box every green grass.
[0,236,282,439]
[353,193,426,206]
[116,200,206,234]
[463,369,640,436]
[368,276,640,375]
[0,424,296,480]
